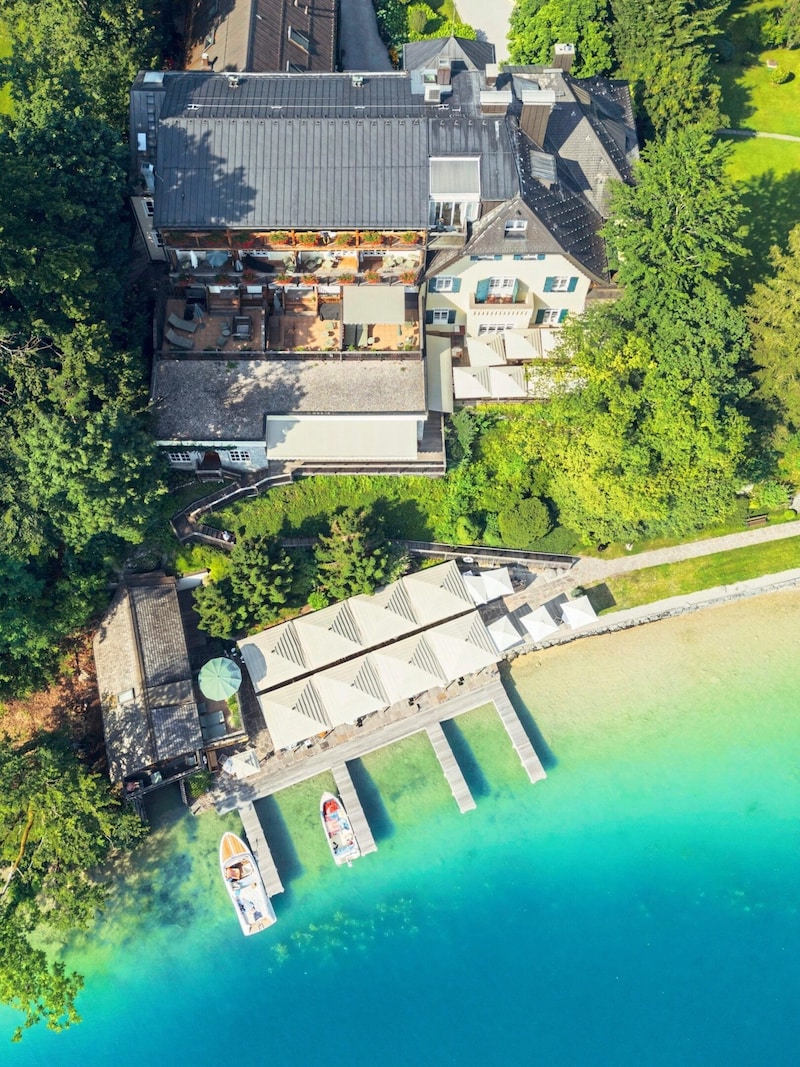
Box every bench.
[745,513,768,528]
[168,312,199,333]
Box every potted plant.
[339,272,355,284]
[297,231,319,247]
[241,269,259,282]
[269,230,291,246]
[360,230,381,245]
[364,270,380,284]
[399,269,418,284]
[334,232,355,247]
[301,274,317,285]
[274,273,291,284]
[401,231,421,245]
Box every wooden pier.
[238,801,285,896]
[331,762,377,856]
[425,723,476,813]
[488,682,547,783]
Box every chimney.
[437,57,452,86]
[485,63,499,89]
[519,89,556,146]
[553,43,575,72]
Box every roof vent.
[227,75,241,89]
[425,84,442,104]
[351,75,365,88]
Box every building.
[93,577,202,794]
[129,38,636,476]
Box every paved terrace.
[214,669,545,813]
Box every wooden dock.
[238,801,284,896]
[489,682,547,783]
[425,722,476,813]
[331,762,377,856]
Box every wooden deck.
[217,675,546,816]
[331,762,377,856]
[425,723,476,813]
[238,800,284,896]
[488,681,547,783]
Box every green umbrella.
[198,658,242,701]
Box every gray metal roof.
[152,358,427,442]
[430,157,481,197]
[402,36,496,72]
[343,284,405,323]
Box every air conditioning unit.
[425,84,442,104]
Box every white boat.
[219,831,277,935]
[320,792,361,866]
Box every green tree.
[543,316,748,542]
[748,225,800,435]
[610,0,726,133]
[603,127,747,312]
[498,497,552,547]
[315,507,408,601]
[194,535,299,637]
[508,0,614,76]
[0,735,145,1040]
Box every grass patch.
[725,135,800,182]
[595,528,800,611]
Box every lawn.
[594,531,800,612]
[719,0,800,134]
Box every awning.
[343,285,406,324]
[266,416,419,460]
[425,335,454,413]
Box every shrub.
[187,771,215,800]
[770,65,790,85]
[408,3,435,35]
[498,497,552,548]
[751,479,789,509]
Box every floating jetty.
[481,680,547,784]
[331,762,377,856]
[425,722,476,813]
[238,800,284,896]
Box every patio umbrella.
[207,251,229,269]
[198,657,242,701]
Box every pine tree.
[315,508,408,601]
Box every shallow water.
[4,592,800,1065]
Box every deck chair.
[233,315,252,341]
[165,328,194,350]
[168,312,199,333]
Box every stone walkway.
[505,518,800,616]
[720,128,800,143]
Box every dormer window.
[288,26,310,52]
[504,219,527,238]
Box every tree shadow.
[733,169,800,297]
[345,758,395,842]
[498,663,558,770]
[372,495,435,541]
[440,718,491,799]
[584,583,616,614]
[254,794,304,898]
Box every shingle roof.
[152,358,427,443]
[93,579,200,783]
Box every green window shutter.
[425,311,434,324]
[513,254,522,261]
[447,310,456,324]
[558,309,568,323]
[451,278,461,293]
[567,277,578,292]
[543,277,555,293]
[494,254,502,260]
[475,278,490,303]
[535,310,545,324]
[512,279,520,301]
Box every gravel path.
[720,128,800,142]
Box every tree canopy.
[0,735,146,1040]
[508,0,614,76]
[314,507,408,602]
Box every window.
[167,451,191,464]
[544,276,579,293]
[432,308,452,323]
[287,26,310,51]
[513,254,545,261]
[426,308,456,324]
[535,308,568,325]
[478,323,514,335]
[226,450,251,464]
[488,277,515,294]
[430,276,460,292]
[504,219,527,237]
[470,254,502,261]
[143,197,155,217]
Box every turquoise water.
[4,593,800,1065]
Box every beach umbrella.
[207,250,229,269]
[198,657,242,701]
